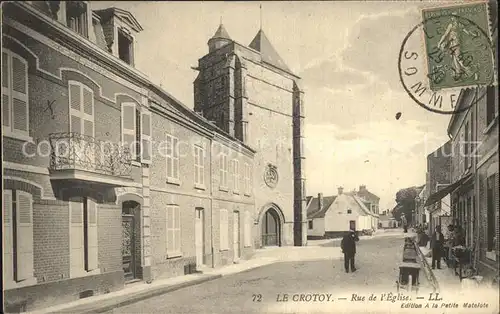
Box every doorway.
[122,201,141,282]
[233,211,240,261]
[261,208,280,247]
[349,220,356,231]
[195,208,205,270]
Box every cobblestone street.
[105,232,434,313]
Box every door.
[195,209,204,270]
[233,211,240,261]
[122,215,135,281]
[349,220,356,231]
[261,210,279,246]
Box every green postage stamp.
[421,2,496,91]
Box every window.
[3,190,34,282]
[66,1,88,37]
[231,159,239,192]
[69,197,98,277]
[244,163,252,195]
[486,175,497,255]
[308,220,313,230]
[220,209,229,250]
[244,211,252,247]
[2,50,29,138]
[121,103,137,160]
[194,145,205,187]
[347,209,352,214]
[219,153,228,188]
[486,86,496,125]
[118,29,133,65]
[166,205,181,256]
[69,81,94,136]
[166,134,180,182]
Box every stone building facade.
[0,2,286,312]
[193,25,307,247]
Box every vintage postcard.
[1,1,498,313]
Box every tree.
[394,186,421,225]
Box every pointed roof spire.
[211,23,231,40]
[249,29,292,73]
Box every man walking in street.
[341,229,359,273]
[431,225,444,269]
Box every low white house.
[307,187,378,239]
[379,213,398,228]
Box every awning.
[424,173,472,207]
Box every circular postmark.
[398,5,495,115]
[264,164,279,189]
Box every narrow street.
[105,232,433,313]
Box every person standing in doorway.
[341,229,359,273]
[431,225,444,269]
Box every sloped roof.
[357,188,380,202]
[249,29,292,73]
[352,194,379,217]
[306,195,337,219]
[211,24,231,40]
[94,7,143,32]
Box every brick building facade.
[1,1,304,311]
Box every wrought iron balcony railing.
[49,132,132,178]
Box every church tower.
[194,23,307,246]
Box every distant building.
[378,211,397,229]
[306,187,378,238]
[353,185,380,230]
[423,141,452,233]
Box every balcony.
[49,132,133,187]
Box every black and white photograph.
[1,1,499,313]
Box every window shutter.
[141,111,152,163]
[173,137,179,179]
[3,190,13,282]
[121,103,136,158]
[194,147,199,184]
[70,199,84,276]
[175,206,181,252]
[2,52,11,128]
[219,155,224,186]
[166,206,174,253]
[15,191,34,281]
[82,86,94,137]
[69,82,82,133]
[11,55,29,134]
[220,209,228,250]
[244,211,251,247]
[86,198,98,271]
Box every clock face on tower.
[264,164,279,189]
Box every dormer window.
[118,29,133,65]
[66,1,88,37]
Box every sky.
[93,1,471,211]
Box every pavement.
[95,230,434,314]
[27,229,443,314]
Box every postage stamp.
[421,2,495,91]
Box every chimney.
[338,187,343,195]
[359,185,366,191]
[318,193,323,211]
